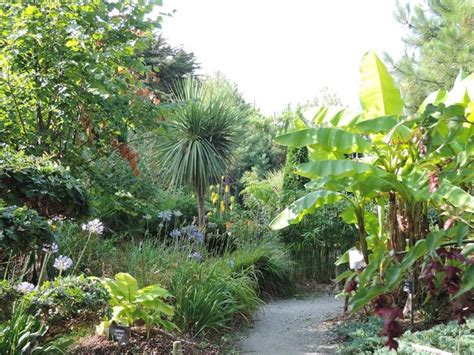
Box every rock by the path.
[238,293,342,355]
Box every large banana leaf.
[303,106,360,128]
[296,160,388,180]
[433,180,474,213]
[359,51,404,117]
[269,190,342,230]
[355,115,403,133]
[275,127,371,153]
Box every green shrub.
[379,320,474,355]
[0,204,55,256]
[335,316,385,354]
[0,302,69,355]
[232,242,292,296]
[99,273,175,338]
[170,261,261,336]
[26,275,109,331]
[88,140,197,236]
[0,150,89,218]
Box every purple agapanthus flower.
[158,210,173,221]
[169,229,182,238]
[53,255,73,271]
[16,282,35,294]
[189,251,203,261]
[81,219,104,235]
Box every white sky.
[159,0,408,116]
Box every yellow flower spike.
[220,201,225,212]
[225,185,230,193]
[230,196,235,202]
[230,203,234,211]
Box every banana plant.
[270,51,474,317]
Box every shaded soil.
[237,292,343,354]
[70,327,218,354]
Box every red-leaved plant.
[373,295,404,350]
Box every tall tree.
[155,78,243,228]
[385,0,474,111]
[0,0,162,166]
[143,35,200,101]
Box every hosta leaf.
[359,51,404,117]
[114,273,139,302]
[275,127,371,153]
[136,284,171,301]
[269,190,342,230]
[296,160,387,180]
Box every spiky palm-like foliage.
[156,78,242,227]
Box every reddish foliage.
[345,280,358,293]
[441,265,462,295]
[376,306,404,351]
[372,295,389,313]
[420,259,443,297]
[452,295,473,325]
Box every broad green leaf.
[385,266,403,289]
[432,180,474,213]
[359,51,404,117]
[399,240,427,270]
[296,160,387,180]
[335,249,350,265]
[417,89,448,114]
[275,127,370,153]
[114,273,139,302]
[426,231,446,255]
[270,190,342,230]
[355,115,402,133]
[307,147,340,161]
[445,71,472,106]
[349,285,385,312]
[335,270,354,282]
[136,285,171,301]
[303,106,359,127]
[454,264,474,298]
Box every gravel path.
[238,293,343,355]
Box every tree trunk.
[356,209,369,265]
[197,190,206,229]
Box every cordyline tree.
[155,78,243,228]
[0,0,163,168]
[270,51,473,350]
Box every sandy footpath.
[237,293,342,355]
